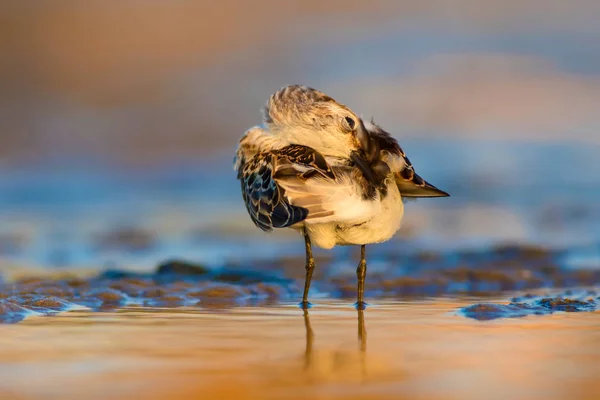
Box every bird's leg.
[300,227,315,309]
[355,244,367,310]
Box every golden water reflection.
[0,299,598,400]
[303,308,367,374]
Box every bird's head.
[263,85,375,160]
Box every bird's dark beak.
[396,172,450,198]
[355,119,378,161]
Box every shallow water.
[0,298,598,400]
[1,140,599,271]
[0,135,598,400]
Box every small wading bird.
[234,85,449,309]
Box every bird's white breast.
[302,180,404,249]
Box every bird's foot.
[298,300,313,310]
[354,301,368,310]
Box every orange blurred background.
[2,0,599,167]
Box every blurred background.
[1,0,599,270]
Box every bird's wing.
[238,143,374,230]
[237,148,311,232]
[274,146,377,225]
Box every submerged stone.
[87,288,128,305]
[16,295,72,313]
[460,303,541,321]
[248,282,290,300]
[535,297,596,312]
[156,260,209,276]
[143,294,188,307]
[460,293,598,321]
[189,283,251,299]
[74,288,128,309]
[64,278,89,288]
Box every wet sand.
[0,298,598,400]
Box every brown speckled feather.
[237,144,336,231]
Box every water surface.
[1,298,598,400]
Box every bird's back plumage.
[235,85,448,246]
[235,127,369,231]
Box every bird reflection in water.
[303,309,314,370]
[302,308,368,376]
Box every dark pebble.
[460,303,543,321]
[108,279,154,297]
[156,260,209,276]
[64,278,89,288]
[76,288,128,308]
[461,294,598,321]
[188,283,250,299]
[535,297,596,312]
[248,283,287,299]
[166,281,199,291]
[16,295,71,313]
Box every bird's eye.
[342,116,356,131]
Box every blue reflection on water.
[0,139,598,269]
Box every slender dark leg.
[303,309,314,370]
[355,244,367,310]
[300,227,315,309]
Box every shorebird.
[234,85,449,309]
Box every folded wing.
[238,144,346,231]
